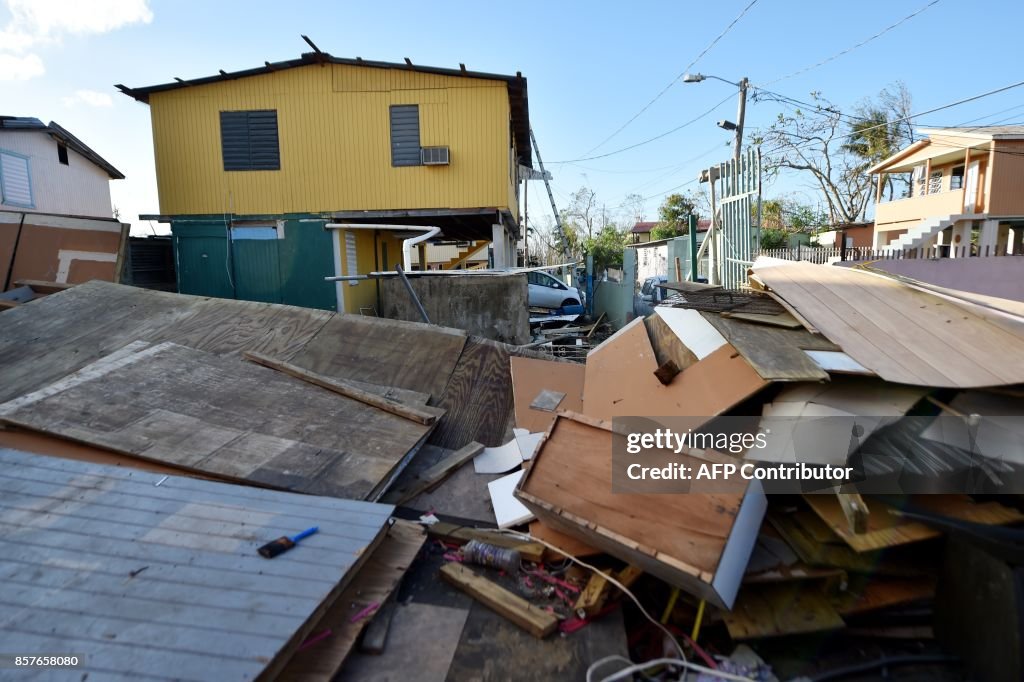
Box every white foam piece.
[487,469,535,528]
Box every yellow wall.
[336,229,407,313]
[149,63,516,219]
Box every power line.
[765,0,941,85]
[574,0,761,157]
[550,92,735,164]
[760,78,1024,158]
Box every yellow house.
[869,126,1024,255]
[119,51,531,312]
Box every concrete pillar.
[491,224,507,268]
[979,219,1000,257]
[950,220,971,258]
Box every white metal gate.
[713,148,760,290]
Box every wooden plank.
[720,310,804,329]
[379,441,483,505]
[14,278,77,293]
[574,571,611,617]
[753,259,1024,388]
[243,350,442,425]
[516,414,765,609]
[509,355,585,433]
[0,342,432,501]
[275,520,427,681]
[0,449,393,681]
[439,563,558,638]
[803,494,1024,553]
[286,314,467,399]
[426,521,545,563]
[644,314,699,374]
[702,312,833,382]
[837,493,869,535]
[725,584,844,639]
[831,576,937,617]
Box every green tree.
[584,224,629,271]
[651,192,698,240]
[759,228,789,250]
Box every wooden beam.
[574,571,611,618]
[427,521,545,563]
[440,563,558,638]
[14,279,76,294]
[242,351,439,425]
[837,493,869,535]
[379,441,484,505]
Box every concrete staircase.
[891,214,968,251]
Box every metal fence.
[759,245,1024,263]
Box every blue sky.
[2,0,1023,234]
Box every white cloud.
[0,0,152,81]
[62,89,114,108]
[0,52,44,80]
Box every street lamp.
[683,73,749,162]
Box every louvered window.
[390,105,421,167]
[220,110,280,171]
[0,150,33,208]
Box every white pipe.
[325,222,440,270]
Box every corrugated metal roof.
[117,51,532,168]
[0,116,124,179]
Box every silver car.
[526,271,583,309]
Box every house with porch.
[869,126,1024,254]
[118,51,530,312]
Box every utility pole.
[734,77,748,163]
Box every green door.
[230,226,282,303]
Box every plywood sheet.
[0,448,393,681]
[510,356,585,433]
[287,314,467,400]
[725,584,844,639]
[702,311,834,382]
[0,342,431,501]
[583,317,769,423]
[516,414,766,608]
[804,494,1024,552]
[752,259,1024,387]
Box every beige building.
[869,126,1024,254]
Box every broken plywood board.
[0,280,334,404]
[751,258,1024,388]
[0,448,393,682]
[276,520,427,681]
[432,338,538,449]
[0,342,432,501]
[804,494,1024,553]
[515,414,766,609]
[701,311,836,382]
[725,583,845,639]
[583,317,769,423]
[510,355,585,433]
[439,563,558,637]
[285,314,467,401]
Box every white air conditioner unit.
[421,146,450,165]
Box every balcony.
[875,188,967,227]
